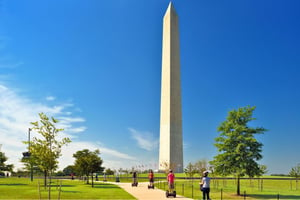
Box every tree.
[63,165,76,176]
[25,112,71,187]
[194,159,209,176]
[289,163,300,190]
[0,151,14,173]
[105,168,114,176]
[73,149,104,187]
[259,165,268,176]
[160,161,177,175]
[210,106,266,195]
[184,162,197,179]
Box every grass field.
[0,177,136,199]
[154,177,300,199]
[1,175,299,199]
[87,174,300,199]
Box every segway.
[131,178,138,187]
[166,190,176,198]
[131,171,138,187]
[131,182,138,187]
[148,177,154,189]
[166,182,176,198]
[148,184,154,189]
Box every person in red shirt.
[148,169,154,187]
[167,169,175,192]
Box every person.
[132,171,137,184]
[200,171,211,200]
[148,169,154,187]
[167,169,175,192]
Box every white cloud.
[59,141,136,170]
[45,96,56,101]
[129,128,158,151]
[0,84,135,171]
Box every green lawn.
[2,176,299,199]
[0,177,136,199]
[154,178,300,199]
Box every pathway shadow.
[93,183,120,189]
[61,190,81,193]
[50,184,74,187]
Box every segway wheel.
[166,190,169,198]
[173,191,176,198]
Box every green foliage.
[210,106,267,195]
[63,165,76,176]
[105,168,115,176]
[290,164,300,178]
[0,151,13,172]
[73,149,104,185]
[24,112,71,185]
[290,164,300,190]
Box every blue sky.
[0,0,299,174]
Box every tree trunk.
[92,173,94,187]
[44,170,47,188]
[236,175,240,195]
[86,174,89,184]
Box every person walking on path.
[167,169,175,193]
[200,171,211,200]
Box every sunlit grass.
[0,177,136,199]
[154,177,300,199]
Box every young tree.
[160,161,177,175]
[210,106,266,195]
[184,162,197,179]
[73,149,104,187]
[289,164,300,190]
[194,159,209,176]
[26,112,71,186]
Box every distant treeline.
[270,174,290,177]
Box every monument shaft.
[159,3,183,173]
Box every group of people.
[132,169,211,200]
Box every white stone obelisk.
[159,2,183,173]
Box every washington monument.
[159,2,183,173]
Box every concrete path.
[113,181,193,200]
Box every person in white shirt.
[200,171,211,200]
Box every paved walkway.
[113,181,193,200]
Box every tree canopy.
[210,106,266,195]
[289,163,300,190]
[73,149,104,186]
[0,151,13,173]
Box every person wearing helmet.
[200,170,211,200]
